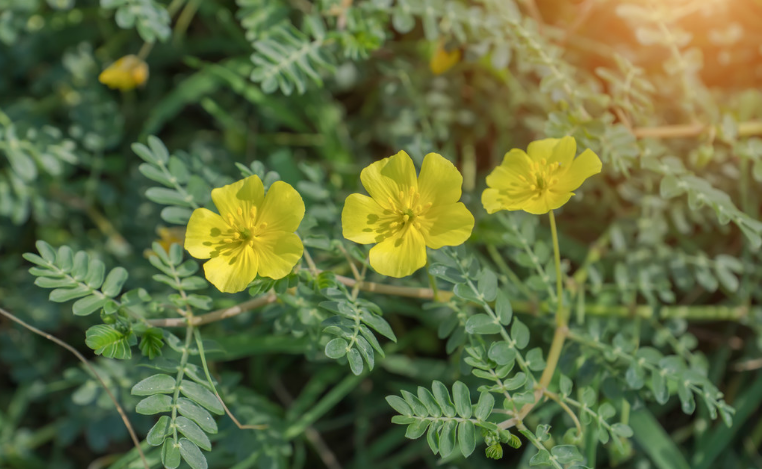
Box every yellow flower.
[184,176,305,293]
[98,55,149,91]
[430,42,461,75]
[143,226,186,259]
[342,151,474,278]
[482,136,601,215]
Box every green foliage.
[4,0,762,468]
[100,0,171,43]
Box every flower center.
[521,158,560,198]
[220,206,267,247]
[385,187,432,235]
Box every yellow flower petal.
[520,191,575,215]
[253,231,303,279]
[553,149,602,193]
[419,202,474,249]
[481,188,534,214]
[418,153,463,206]
[360,151,417,210]
[369,227,427,278]
[430,43,461,75]
[257,181,305,233]
[212,175,265,222]
[99,55,149,91]
[184,208,230,258]
[527,136,575,164]
[342,193,395,244]
[203,245,258,293]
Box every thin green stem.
[549,210,564,326]
[538,211,568,389]
[170,325,194,444]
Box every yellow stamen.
[250,206,257,219]
[259,223,267,230]
[237,207,243,216]
[234,232,241,239]
[223,238,233,243]
[227,214,235,225]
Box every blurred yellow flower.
[185,176,305,293]
[482,136,601,215]
[430,42,461,75]
[98,55,149,91]
[342,151,474,278]
[143,226,186,259]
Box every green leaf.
[162,206,193,224]
[347,347,363,375]
[677,380,695,414]
[180,276,208,290]
[71,251,89,280]
[427,421,441,455]
[180,381,224,415]
[147,415,171,446]
[438,420,457,458]
[432,381,457,418]
[452,381,472,418]
[325,338,348,359]
[179,438,208,469]
[401,390,429,417]
[535,424,550,442]
[530,449,552,466]
[147,136,170,163]
[503,372,527,391]
[405,420,429,439]
[162,439,181,468]
[611,423,634,438]
[458,420,476,458]
[102,267,128,297]
[551,445,584,464]
[139,328,165,360]
[35,277,74,288]
[50,285,91,302]
[474,392,495,420]
[56,246,73,271]
[511,318,530,349]
[488,341,516,366]
[465,314,501,335]
[136,395,173,415]
[146,187,194,207]
[72,295,108,316]
[85,325,132,359]
[131,374,177,396]
[526,348,546,371]
[36,240,57,262]
[495,290,513,325]
[651,369,668,404]
[84,258,105,289]
[176,416,211,451]
[453,283,481,302]
[417,387,442,418]
[477,269,498,302]
[359,311,396,342]
[386,396,413,416]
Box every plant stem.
[0,307,149,469]
[538,210,567,389]
[170,325,194,444]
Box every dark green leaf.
[131,374,177,396]
[181,381,224,415]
